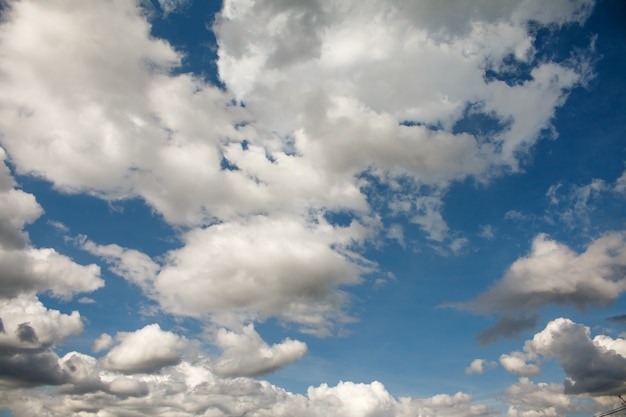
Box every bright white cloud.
[153,215,372,327]
[101,324,188,374]
[213,324,307,377]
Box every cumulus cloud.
[499,352,540,377]
[0,294,83,387]
[458,232,626,314]
[503,377,591,417]
[92,333,114,353]
[101,324,188,374]
[465,359,495,375]
[523,318,626,395]
[0,294,83,350]
[0,0,607,414]
[0,148,103,299]
[0,363,495,417]
[213,324,308,377]
[154,215,370,318]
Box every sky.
[0,0,625,416]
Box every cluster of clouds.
[0,0,625,415]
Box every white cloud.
[213,324,307,377]
[152,215,372,327]
[460,232,626,313]
[499,352,540,377]
[157,0,189,15]
[0,246,103,300]
[0,0,606,414]
[0,148,103,299]
[0,356,497,417]
[0,0,594,241]
[0,294,83,349]
[101,324,188,374]
[503,377,589,417]
[92,333,114,353]
[465,359,491,375]
[81,239,159,292]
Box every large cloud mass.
[0,0,613,415]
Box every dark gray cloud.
[16,323,38,344]
[476,314,538,345]
[606,314,626,324]
[0,348,65,387]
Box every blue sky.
[0,0,625,415]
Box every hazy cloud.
[465,359,495,375]
[476,313,538,345]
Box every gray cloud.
[452,233,626,339]
[606,314,626,324]
[0,349,65,387]
[16,323,38,344]
[525,318,626,396]
[476,313,538,345]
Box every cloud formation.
[213,324,307,377]
[0,0,615,415]
[459,232,626,313]
[525,318,626,396]
[101,324,188,374]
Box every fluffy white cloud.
[154,215,370,320]
[213,324,307,377]
[0,294,83,349]
[465,358,495,375]
[92,333,114,353]
[0,149,103,299]
[460,232,626,313]
[499,352,540,377]
[0,361,495,417]
[101,324,188,374]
